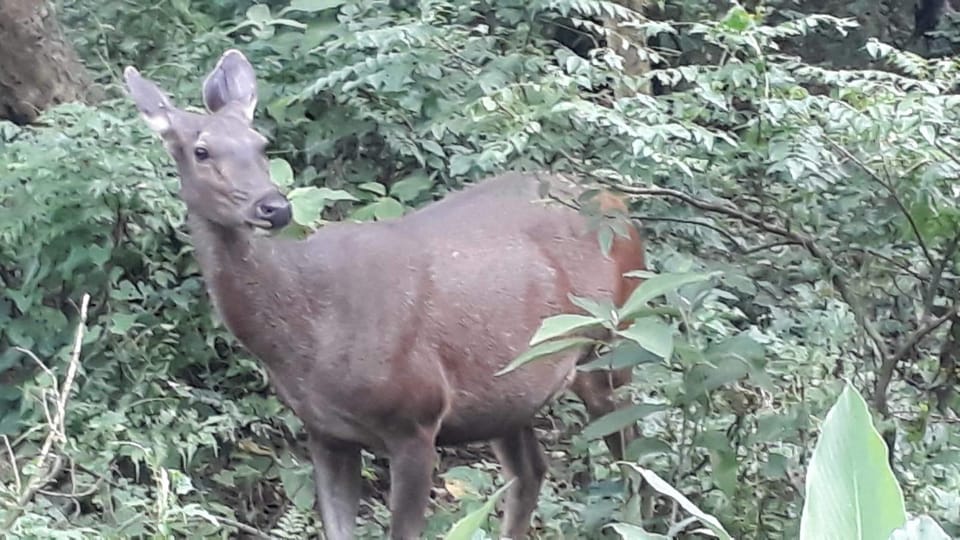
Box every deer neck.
[185,213,327,363]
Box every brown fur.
[124,51,646,540]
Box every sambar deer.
[124,49,645,539]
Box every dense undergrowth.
[2,0,960,538]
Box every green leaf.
[278,460,316,511]
[622,464,732,540]
[618,271,717,320]
[269,158,294,187]
[288,0,346,12]
[606,523,669,540]
[496,337,596,376]
[109,312,139,335]
[799,383,907,540]
[358,182,387,196]
[581,403,669,441]
[721,5,754,32]
[288,186,358,225]
[578,341,661,372]
[624,437,673,460]
[888,516,951,540]
[568,293,616,322]
[245,3,271,23]
[616,317,674,361]
[389,172,433,202]
[529,314,603,346]
[443,480,513,540]
[372,197,405,220]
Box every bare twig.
[2,294,90,532]
[2,435,20,494]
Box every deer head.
[123,49,291,231]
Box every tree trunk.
[0,0,97,125]
[603,0,652,97]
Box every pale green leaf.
[622,464,732,540]
[443,480,513,540]
[496,337,596,376]
[389,172,433,202]
[616,317,674,360]
[799,383,907,540]
[606,522,669,540]
[288,186,358,225]
[888,516,950,540]
[373,197,405,220]
[619,271,718,320]
[288,0,347,12]
[529,314,603,346]
[269,158,294,187]
[581,403,669,441]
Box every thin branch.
[2,294,90,532]
[630,214,746,251]
[874,302,960,414]
[923,230,960,315]
[607,181,890,366]
[2,435,20,494]
[825,137,935,268]
[844,246,925,281]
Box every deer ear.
[202,49,258,123]
[124,66,177,136]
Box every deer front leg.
[386,426,439,540]
[308,435,362,540]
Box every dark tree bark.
[0,0,97,125]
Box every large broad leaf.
[529,314,603,346]
[617,317,674,361]
[622,464,732,540]
[618,271,718,320]
[495,337,596,376]
[578,341,662,372]
[888,516,951,540]
[581,402,670,441]
[799,383,907,540]
[443,480,513,540]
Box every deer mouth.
[248,193,293,230]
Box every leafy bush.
[3,0,960,538]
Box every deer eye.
[194,146,210,161]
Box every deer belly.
[436,354,579,445]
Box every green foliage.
[4,0,960,538]
[799,383,907,540]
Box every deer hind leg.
[491,425,549,539]
[385,424,440,540]
[307,435,362,540]
[570,367,638,460]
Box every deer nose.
[254,193,292,229]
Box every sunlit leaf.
[799,383,907,540]
[496,337,597,376]
[529,314,603,346]
[443,480,513,540]
[616,317,674,361]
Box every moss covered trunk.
[0,0,97,124]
